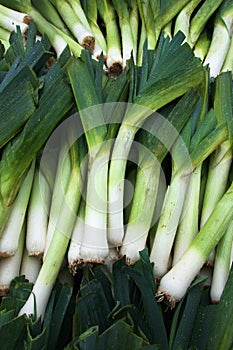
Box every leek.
[97,0,123,75]
[108,33,205,247]
[0,4,29,33]
[50,0,95,51]
[200,72,233,265]
[0,0,82,57]
[112,0,135,67]
[19,123,82,317]
[120,89,200,264]
[151,107,228,278]
[157,180,233,307]
[81,0,107,60]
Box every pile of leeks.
[0,0,232,348]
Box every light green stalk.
[120,152,160,264]
[137,0,156,50]
[172,164,202,265]
[193,30,211,61]
[0,3,28,21]
[32,0,70,35]
[174,0,203,40]
[221,25,233,73]
[127,0,139,59]
[137,16,147,66]
[150,169,191,278]
[67,0,93,33]
[0,25,10,40]
[162,21,172,39]
[210,220,233,303]
[153,0,190,46]
[43,140,72,260]
[0,159,35,256]
[0,27,10,50]
[188,0,224,48]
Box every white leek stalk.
[22,4,82,57]
[105,247,119,272]
[0,4,29,33]
[0,160,35,257]
[0,4,30,22]
[203,20,232,77]
[0,221,25,296]
[108,123,138,246]
[81,0,107,60]
[112,0,135,67]
[68,198,85,274]
[79,144,109,263]
[97,0,123,75]
[20,248,41,284]
[26,165,51,257]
